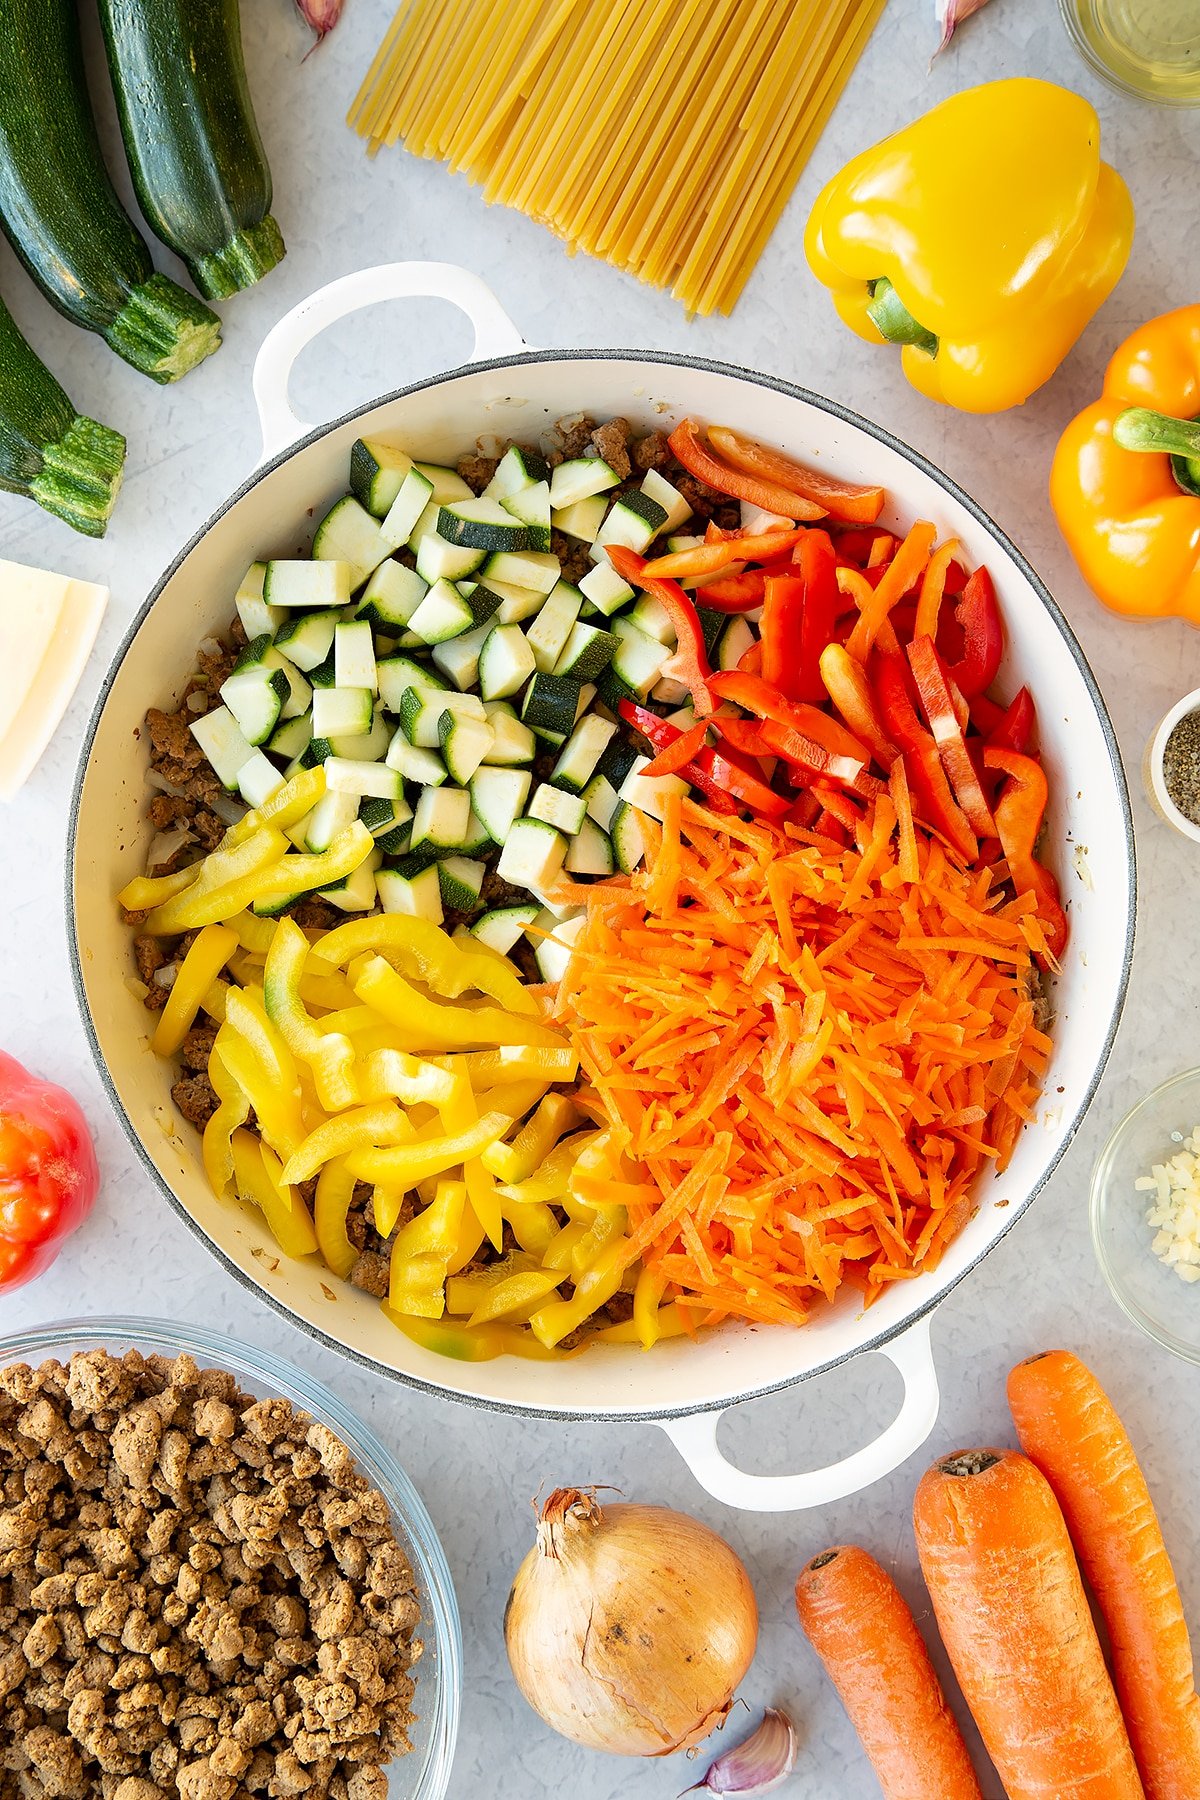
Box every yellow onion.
[504,1487,758,1756]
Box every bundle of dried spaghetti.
[349,0,887,315]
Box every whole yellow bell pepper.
[1051,305,1200,624]
[805,79,1134,414]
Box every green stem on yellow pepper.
[867,278,939,357]
[1113,407,1200,498]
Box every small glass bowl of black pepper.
[1145,687,1200,842]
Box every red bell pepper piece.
[644,718,709,776]
[988,686,1036,754]
[617,699,677,752]
[873,652,978,863]
[687,746,790,817]
[714,716,774,758]
[708,424,885,524]
[606,545,715,715]
[832,525,893,564]
[710,670,872,762]
[969,693,1005,736]
[906,636,997,837]
[760,573,806,699]
[695,569,768,612]
[982,746,1068,961]
[667,419,826,522]
[642,528,807,581]
[941,566,1003,698]
[0,1051,99,1292]
[811,781,866,833]
[791,528,840,706]
[818,642,896,767]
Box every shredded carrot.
[555,797,1047,1329]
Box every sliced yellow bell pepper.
[497,1133,593,1205]
[384,1309,568,1361]
[597,1300,694,1346]
[224,764,327,847]
[569,1204,627,1279]
[202,1043,250,1197]
[298,972,360,1012]
[220,989,307,1161]
[263,917,358,1111]
[455,1262,563,1327]
[439,1072,503,1251]
[151,824,374,935]
[143,827,290,933]
[541,1218,592,1272]
[387,1178,467,1318]
[279,1101,412,1187]
[530,1237,634,1348]
[313,1154,359,1280]
[502,1199,559,1258]
[118,864,200,913]
[199,979,230,1023]
[356,1047,457,1108]
[448,1198,488,1273]
[435,1046,579,1085]
[353,956,564,1052]
[313,913,537,1015]
[228,911,279,954]
[150,924,238,1056]
[346,1111,510,1187]
[632,1264,670,1349]
[231,1127,318,1260]
[481,1091,581,1182]
[484,1078,556,1121]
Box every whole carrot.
[913,1447,1145,1800]
[794,1544,983,1800]
[1009,1350,1200,1800]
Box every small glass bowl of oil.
[1060,0,1200,104]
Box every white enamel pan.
[69,263,1135,1510]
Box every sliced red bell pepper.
[709,671,873,762]
[738,638,762,674]
[906,636,996,837]
[968,693,1005,736]
[708,425,885,525]
[618,699,677,752]
[714,716,773,757]
[873,652,978,863]
[667,419,826,522]
[795,529,840,706]
[832,525,893,565]
[988,686,1036,754]
[811,781,866,833]
[642,528,807,581]
[940,566,1003,698]
[818,642,896,767]
[760,573,806,699]
[696,569,768,612]
[786,791,823,829]
[606,545,715,715]
[845,522,937,663]
[644,718,709,776]
[687,746,790,817]
[982,746,1068,961]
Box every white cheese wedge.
[0,559,108,801]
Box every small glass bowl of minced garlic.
[1092,1068,1200,1365]
[1145,688,1200,842]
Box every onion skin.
[504,1488,759,1757]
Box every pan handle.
[658,1314,939,1512]
[252,262,528,463]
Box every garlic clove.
[681,1707,798,1797]
[932,0,992,60]
[294,0,344,44]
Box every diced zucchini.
[527,580,583,673]
[718,615,756,671]
[627,594,675,645]
[312,494,390,589]
[461,583,503,628]
[485,444,551,498]
[581,770,620,831]
[299,735,336,770]
[377,861,443,924]
[397,687,485,749]
[460,810,494,856]
[357,560,428,632]
[380,466,435,551]
[263,561,351,609]
[235,752,285,810]
[415,531,488,584]
[596,734,644,792]
[359,793,412,837]
[304,788,360,852]
[271,609,337,673]
[651,673,691,705]
[480,550,560,595]
[549,457,620,508]
[552,714,617,793]
[319,848,382,913]
[476,575,546,624]
[592,490,669,561]
[235,562,284,639]
[407,578,476,645]
[437,856,486,912]
[619,754,690,821]
[386,734,447,786]
[528,783,587,835]
[312,687,373,739]
[330,712,391,762]
[377,654,447,713]
[531,908,586,983]
[376,821,413,856]
[220,662,288,746]
[551,495,607,543]
[261,646,311,720]
[410,785,472,854]
[438,496,531,552]
[578,561,635,616]
[565,817,614,876]
[500,480,552,552]
[438,709,494,785]
[482,705,536,767]
[696,606,726,660]
[471,903,539,954]
[496,817,567,889]
[267,712,313,761]
[640,468,693,534]
[415,462,474,502]
[432,619,493,691]
[469,766,531,844]
[334,620,378,692]
[610,801,646,874]
[324,757,403,801]
[308,651,336,690]
[666,533,704,553]
[479,623,537,701]
[521,673,580,739]
[350,439,415,517]
[611,615,672,697]
[575,682,596,726]
[667,704,698,729]
[552,621,617,682]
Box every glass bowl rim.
[1090,1068,1200,1365]
[1057,0,1200,108]
[0,1313,462,1800]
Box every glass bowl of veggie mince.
[0,1316,462,1800]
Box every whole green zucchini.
[98,0,285,301]
[0,299,124,536]
[0,0,221,383]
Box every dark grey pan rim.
[67,346,1136,1424]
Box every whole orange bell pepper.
[1052,306,1200,624]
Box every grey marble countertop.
[4,2,1200,1795]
